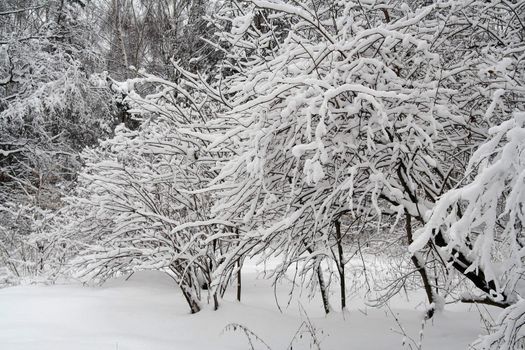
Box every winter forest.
[0,0,524,349]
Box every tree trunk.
[113,0,129,75]
[171,265,202,314]
[334,220,346,310]
[406,212,436,319]
[236,228,242,302]
[180,284,201,314]
[213,292,219,311]
[316,263,330,314]
[433,229,509,308]
[306,245,330,314]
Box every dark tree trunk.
[236,261,242,302]
[433,229,510,308]
[316,263,330,314]
[180,284,201,314]
[236,228,242,302]
[406,212,436,319]
[306,245,330,314]
[171,265,202,314]
[334,219,346,310]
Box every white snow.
[0,259,489,350]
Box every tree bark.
[236,259,242,302]
[316,263,330,314]
[305,245,330,314]
[406,212,436,319]
[433,229,510,308]
[334,219,346,310]
[236,228,242,302]
[171,265,202,314]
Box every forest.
[1,0,524,349]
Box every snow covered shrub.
[207,0,525,316]
[66,72,236,313]
[59,0,525,331]
[0,202,68,286]
[0,2,117,285]
[480,298,525,350]
[413,111,525,348]
[414,111,525,305]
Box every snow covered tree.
[0,0,118,284]
[59,0,525,330]
[206,0,525,317]
[415,110,525,349]
[66,70,237,313]
[97,0,220,79]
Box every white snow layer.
[0,261,487,350]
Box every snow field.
[0,258,491,350]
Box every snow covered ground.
[0,259,491,350]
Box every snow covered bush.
[0,1,118,285]
[59,1,525,340]
[207,0,525,316]
[0,202,68,285]
[412,110,525,348]
[65,72,237,313]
